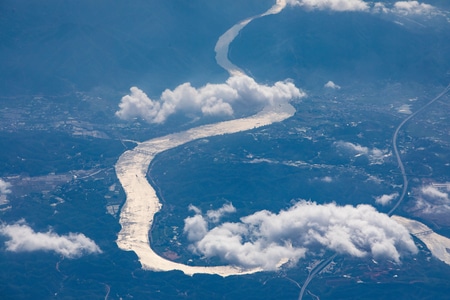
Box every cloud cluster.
[0,220,102,258]
[334,141,390,164]
[375,192,399,206]
[116,75,304,124]
[0,179,12,204]
[286,0,369,11]
[184,201,417,270]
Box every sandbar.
[392,215,450,265]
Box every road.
[388,83,450,216]
[297,83,450,299]
[298,254,337,300]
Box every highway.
[298,254,337,300]
[297,83,450,299]
[388,83,450,216]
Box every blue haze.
[1,1,450,299]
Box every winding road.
[297,85,450,299]
[388,83,450,216]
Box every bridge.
[135,149,154,156]
[413,230,433,237]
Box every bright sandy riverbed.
[391,215,450,265]
[116,102,295,276]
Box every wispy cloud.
[370,1,443,18]
[0,179,12,204]
[321,176,333,182]
[421,185,450,201]
[286,0,443,17]
[397,104,412,114]
[116,75,304,124]
[374,192,399,206]
[390,1,436,16]
[0,220,102,258]
[334,141,389,164]
[409,184,450,225]
[184,201,417,270]
[206,203,236,223]
[286,0,369,11]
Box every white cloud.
[421,185,449,201]
[397,104,412,114]
[184,214,208,242]
[206,203,236,223]
[336,141,370,154]
[287,0,370,11]
[0,179,11,195]
[375,192,399,206]
[391,1,436,15]
[285,0,441,16]
[324,81,341,90]
[185,204,237,241]
[372,1,441,17]
[188,204,202,215]
[116,75,304,124]
[322,176,333,182]
[0,220,102,258]
[184,201,417,270]
[334,141,389,164]
[0,179,12,204]
[372,2,389,13]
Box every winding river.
[115,0,290,276]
